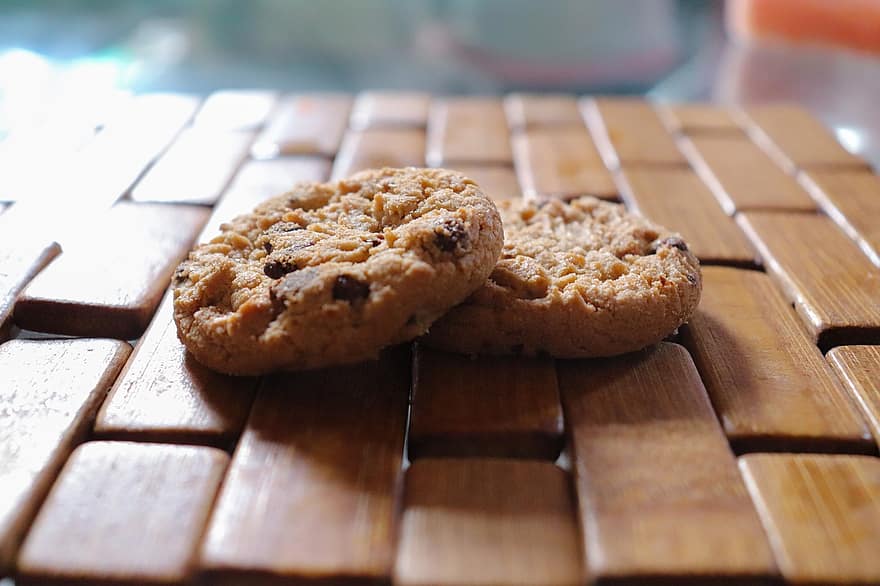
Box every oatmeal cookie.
[173,167,503,374]
[424,196,701,357]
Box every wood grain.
[427,97,513,166]
[512,127,617,201]
[94,293,258,447]
[0,235,60,340]
[800,169,880,266]
[200,349,409,585]
[581,97,687,168]
[349,91,430,129]
[739,103,869,172]
[445,164,522,201]
[130,128,254,205]
[17,441,228,586]
[503,93,581,129]
[827,345,880,446]
[617,166,757,266]
[251,93,352,159]
[739,453,880,585]
[0,339,131,573]
[681,134,817,213]
[682,267,872,453]
[199,157,330,240]
[558,342,777,583]
[657,103,740,134]
[15,202,208,339]
[738,211,880,348]
[410,347,563,460]
[394,459,584,586]
[331,128,426,179]
[192,89,278,130]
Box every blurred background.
[0,0,720,94]
[1,0,879,162]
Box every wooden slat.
[199,157,330,240]
[15,202,208,339]
[739,454,880,585]
[410,347,563,460]
[0,92,118,203]
[349,91,430,129]
[657,103,740,134]
[558,342,777,583]
[192,89,278,130]
[251,93,352,159]
[738,212,880,348]
[682,134,816,213]
[581,97,687,168]
[512,127,617,201]
[330,128,426,179]
[0,235,60,340]
[427,97,513,166]
[394,459,584,586]
[800,169,880,266]
[0,339,131,572]
[200,349,409,585]
[94,294,258,447]
[827,346,880,446]
[617,166,757,266]
[445,164,522,201]
[8,93,200,213]
[739,103,869,172]
[17,441,228,586]
[130,128,254,205]
[503,93,581,129]
[76,93,201,207]
[682,267,871,453]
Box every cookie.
[423,196,701,357]
[173,167,503,374]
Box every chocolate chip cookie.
[423,196,701,357]
[173,167,503,374]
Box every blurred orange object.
[727,0,880,54]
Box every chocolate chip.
[651,236,689,254]
[370,238,382,247]
[263,242,273,253]
[271,267,320,300]
[687,273,698,285]
[263,259,297,279]
[332,275,370,303]
[172,266,189,286]
[434,218,468,253]
[268,286,286,315]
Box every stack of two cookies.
[173,167,701,375]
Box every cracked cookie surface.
[173,167,503,374]
[423,196,701,357]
